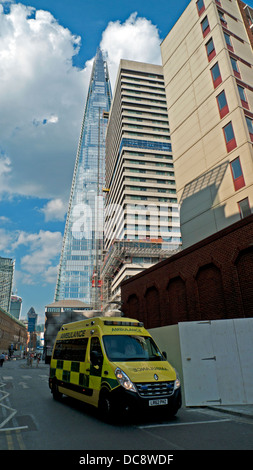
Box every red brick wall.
[0,308,27,352]
[121,215,253,329]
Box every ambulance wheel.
[99,390,115,422]
[52,380,62,400]
[166,405,179,418]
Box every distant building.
[161,0,253,249]
[0,257,14,313]
[10,295,22,320]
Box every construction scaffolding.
[101,239,181,311]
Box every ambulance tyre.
[166,404,179,418]
[166,394,181,418]
[52,380,62,401]
[99,389,115,422]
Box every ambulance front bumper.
[111,381,182,414]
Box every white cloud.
[0,4,162,202]
[0,154,12,193]
[0,228,15,251]
[0,216,10,223]
[12,229,62,283]
[44,265,59,284]
[0,3,91,200]
[100,12,162,90]
[41,198,67,221]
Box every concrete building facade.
[102,60,181,311]
[161,0,253,249]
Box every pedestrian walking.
[36,353,41,367]
[0,352,5,367]
[30,352,34,367]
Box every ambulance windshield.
[102,335,164,362]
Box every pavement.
[206,404,253,420]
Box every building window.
[238,85,249,109]
[223,121,237,152]
[224,32,234,51]
[218,10,227,27]
[216,90,229,118]
[210,62,222,88]
[230,57,241,78]
[206,38,216,62]
[230,157,245,191]
[201,16,210,37]
[196,0,205,16]
[238,198,251,218]
[245,116,253,142]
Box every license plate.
[149,399,168,407]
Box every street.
[0,359,252,462]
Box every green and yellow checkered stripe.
[50,358,119,393]
[50,359,89,387]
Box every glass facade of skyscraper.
[0,257,14,313]
[55,49,112,306]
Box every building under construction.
[101,239,180,313]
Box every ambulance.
[49,317,181,420]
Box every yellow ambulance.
[49,317,181,420]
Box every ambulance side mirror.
[162,351,167,360]
[90,350,102,366]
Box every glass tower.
[0,257,14,313]
[55,49,112,308]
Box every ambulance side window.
[53,338,88,362]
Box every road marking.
[0,380,18,430]
[18,382,29,389]
[2,376,13,381]
[16,429,26,450]
[0,402,17,429]
[138,418,232,429]
[0,425,28,433]
[0,380,28,440]
[0,387,9,402]
[6,431,14,450]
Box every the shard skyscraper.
[55,49,112,309]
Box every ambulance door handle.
[86,368,90,372]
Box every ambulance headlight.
[115,368,137,393]
[174,372,181,390]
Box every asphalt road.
[0,359,252,463]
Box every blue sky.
[1,0,251,323]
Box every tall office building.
[55,49,112,308]
[102,60,181,311]
[0,257,14,313]
[161,0,253,249]
[10,295,22,320]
